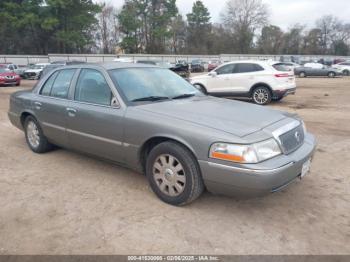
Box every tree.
[97,2,120,54]
[169,15,187,54]
[222,0,269,53]
[118,0,178,54]
[186,0,212,54]
[257,25,284,54]
[282,24,305,55]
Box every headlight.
[209,138,282,164]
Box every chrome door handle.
[66,108,77,117]
[34,101,42,110]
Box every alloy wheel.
[26,121,40,148]
[253,88,270,105]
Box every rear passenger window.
[215,64,235,75]
[40,71,59,96]
[74,69,112,106]
[235,63,264,73]
[50,69,76,99]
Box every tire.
[252,86,272,105]
[16,82,20,86]
[299,72,306,78]
[145,141,205,206]
[342,70,349,76]
[24,116,53,153]
[194,84,207,94]
[328,72,336,78]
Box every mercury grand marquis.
[8,63,316,205]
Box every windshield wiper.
[131,96,170,102]
[172,93,196,100]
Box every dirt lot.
[0,78,349,255]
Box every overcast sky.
[96,0,350,30]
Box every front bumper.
[199,133,316,197]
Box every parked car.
[170,63,190,79]
[0,67,21,86]
[0,63,25,77]
[190,60,296,105]
[294,64,342,78]
[39,60,86,79]
[23,63,50,80]
[137,60,189,79]
[208,60,221,71]
[190,59,205,72]
[332,61,350,76]
[8,63,316,205]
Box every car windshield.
[109,68,201,103]
[0,68,7,73]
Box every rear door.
[34,69,77,146]
[65,68,125,163]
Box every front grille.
[279,124,304,154]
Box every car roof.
[61,62,157,70]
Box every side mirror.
[111,97,120,108]
[209,71,217,77]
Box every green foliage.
[186,0,211,54]
[0,0,100,54]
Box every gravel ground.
[0,78,349,255]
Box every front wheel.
[24,116,53,153]
[146,142,205,206]
[194,84,207,94]
[343,70,349,76]
[252,86,272,105]
[328,72,336,78]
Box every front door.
[208,63,236,93]
[66,68,125,163]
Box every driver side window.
[74,69,112,106]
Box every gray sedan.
[294,65,342,78]
[8,63,316,205]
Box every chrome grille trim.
[272,120,304,154]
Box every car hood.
[137,96,288,137]
[0,72,17,77]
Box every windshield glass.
[109,68,201,103]
[0,68,7,73]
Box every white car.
[332,62,350,76]
[190,60,296,105]
[23,63,50,80]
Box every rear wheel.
[342,70,349,76]
[252,86,272,105]
[24,116,53,153]
[146,141,204,206]
[299,72,306,78]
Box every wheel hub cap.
[27,121,40,148]
[152,154,186,197]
